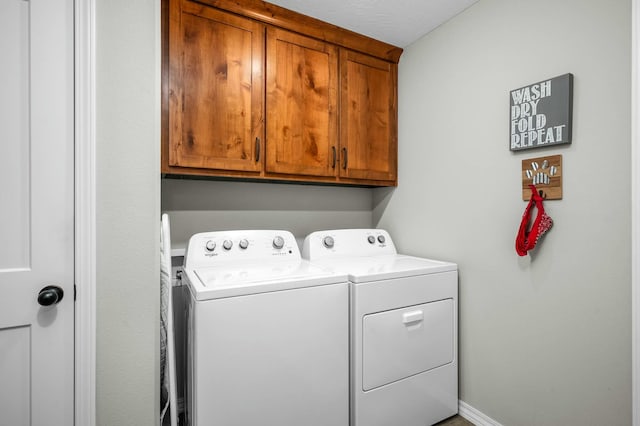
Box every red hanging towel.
[515,184,553,256]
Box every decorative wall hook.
[521,154,562,200]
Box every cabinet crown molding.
[191,0,403,63]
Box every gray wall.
[162,179,374,248]
[374,0,632,425]
[96,0,160,425]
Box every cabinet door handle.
[331,146,336,169]
[342,147,348,170]
[255,137,260,162]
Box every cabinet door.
[266,28,338,177]
[169,1,264,172]
[340,50,397,183]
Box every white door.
[0,0,75,425]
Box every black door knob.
[38,285,64,306]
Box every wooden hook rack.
[521,154,562,200]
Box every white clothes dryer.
[182,230,349,426]
[302,229,458,426]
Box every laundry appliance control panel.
[185,230,300,270]
[302,229,397,260]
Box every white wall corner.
[459,400,505,426]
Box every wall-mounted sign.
[510,73,573,151]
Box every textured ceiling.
[265,0,479,47]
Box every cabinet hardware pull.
[342,147,348,170]
[331,146,336,169]
[255,137,260,162]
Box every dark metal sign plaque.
[510,73,573,151]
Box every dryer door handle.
[402,310,423,325]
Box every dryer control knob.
[239,239,249,250]
[367,236,376,244]
[205,240,216,252]
[223,240,233,250]
[272,236,285,249]
[377,235,386,244]
[323,236,334,248]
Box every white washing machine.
[302,229,458,426]
[182,230,349,426]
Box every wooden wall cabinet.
[339,50,397,183]
[162,0,402,186]
[167,2,264,174]
[266,28,339,178]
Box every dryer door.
[362,299,454,391]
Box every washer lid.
[186,260,348,300]
[315,254,457,283]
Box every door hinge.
[74,284,77,301]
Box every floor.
[435,414,475,426]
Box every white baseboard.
[458,400,504,426]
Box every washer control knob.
[205,240,216,252]
[223,240,233,251]
[239,239,249,250]
[272,236,285,249]
[367,236,376,244]
[377,235,386,244]
[323,236,335,249]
